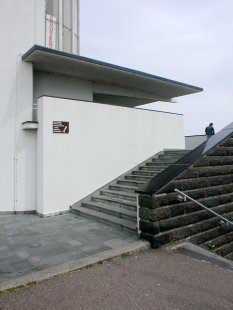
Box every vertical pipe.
[14,55,22,213]
[136,194,141,235]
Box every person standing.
[205,123,215,138]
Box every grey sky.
[80,0,233,135]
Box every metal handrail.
[174,188,233,228]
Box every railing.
[137,122,233,195]
[174,188,233,228]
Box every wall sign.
[46,14,57,49]
[53,121,69,133]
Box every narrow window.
[62,0,72,53]
[45,0,59,49]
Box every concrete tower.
[45,0,80,54]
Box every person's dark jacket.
[205,125,215,135]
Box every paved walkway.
[0,213,139,283]
[0,249,233,310]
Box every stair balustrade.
[174,188,233,228]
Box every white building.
[0,0,202,216]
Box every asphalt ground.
[0,249,232,310]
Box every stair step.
[72,207,137,233]
[202,231,233,250]
[132,170,158,177]
[117,179,145,187]
[125,175,153,182]
[189,226,231,245]
[139,166,167,172]
[158,202,233,232]
[214,240,233,257]
[164,150,189,154]
[146,162,172,166]
[224,252,233,260]
[209,146,233,156]
[91,194,137,211]
[160,174,233,193]
[142,211,233,249]
[71,148,189,237]
[177,165,233,180]
[100,189,137,202]
[80,201,137,220]
[155,183,233,207]
[149,196,233,223]
[109,184,137,193]
[158,155,186,160]
[195,156,233,167]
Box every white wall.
[0,0,45,212]
[37,97,185,215]
[34,72,93,118]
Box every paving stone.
[0,213,139,283]
[67,240,82,247]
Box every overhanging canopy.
[23,45,203,105]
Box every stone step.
[91,194,137,211]
[139,166,166,172]
[221,138,233,147]
[188,226,231,245]
[154,184,233,208]
[141,211,233,248]
[160,174,233,193]
[140,195,233,224]
[202,231,233,250]
[224,252,233,260]
[109,184,138,193]
[158,202,233,233]
[176,165,233,180]
[72,148,189,236]
[146,162,173,166]
[132,170,158,177]
[214,240,233,257]
[80,201,137,221]
[117,179,145,187]
[158,154,187,160]
[125,174,153,182]
[164,150,189,155]
[209,146,233,156]
[195,156,233,167]
[156,157,183,162]
[132,170,158,178]
[100,189,137,202]
[72,207,137,233]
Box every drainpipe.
[14,54,22,213]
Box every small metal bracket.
[177,194,187,202]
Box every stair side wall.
[139,135,233,249]
[37,96,185,215]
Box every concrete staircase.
[139,135,233,261]
[71,149,189,234]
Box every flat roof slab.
[23,45,203,105]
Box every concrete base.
[168,241,233,272]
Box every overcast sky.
[80,0,233,135]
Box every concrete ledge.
[37,209,71,217]
[168,241,233,272]
[0,240,150,292]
